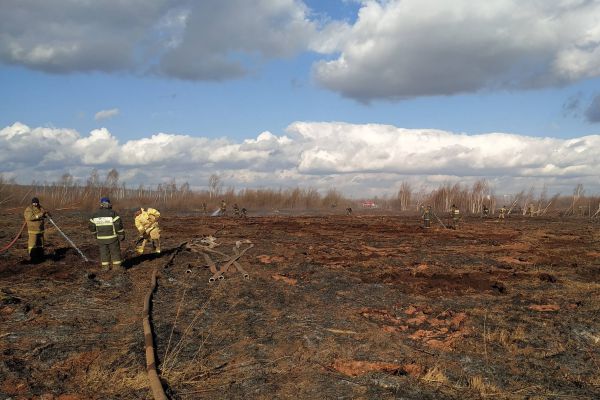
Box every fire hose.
[47,216,90,262]
[190,243,253,282]
[0,222,26,253]
[431,212,448,229]
[142,243,185,400]
[143,268,168,400]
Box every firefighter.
[422,205,432,228]
[220,200,227,216]
[240,207,248,218]
[201,202,207,216]
[89,197,125,271]
[346,207,353,216]
[499,205,507,220]
[482,205,489,217]
[450,204,460,229]
[134,207,161,254]
[23,197,49,262]
[233,203,241,217]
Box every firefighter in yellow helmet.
[134,207,161,254]
[23,197,49,262]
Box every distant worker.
[527,204,535,217]
[422,205,432,228]
[346,207,353,216]
[233,203,240,217]
[23,197,49,262]
[220,200,227,216]
[201,202,207,216]
[482,205,489,217]
[499,205,507,220]
[450,204,461,229]
[134,207,161,254]
[89,197,125,271]
[240,207,248,218]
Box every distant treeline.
[1,169,598,217]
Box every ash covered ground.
[1,211,599,399]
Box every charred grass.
[0,211,599,399]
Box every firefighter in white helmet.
[134,207,161,254]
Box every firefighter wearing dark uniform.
[233,203,240,217]
[23,197,48,261]
[450,204,460,229]
[422,205,432,228]
[89,197,125,271]
[220,200,227,216]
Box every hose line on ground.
[142,243,186,400]
[0,222,26,253]
[143,267,168,400]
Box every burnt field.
[1,210,599,399]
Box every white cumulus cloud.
[2,121,600,196]
[312,0,600,101]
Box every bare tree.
[86,169,100,187]
[469,179,489,214]
[105,169,119,188]
[60,173,74,187]
[208,174,222,199]
[397,182,412,211]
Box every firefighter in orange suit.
[23,197,48,261]
[89,197,125,271]
[134,207,161,254]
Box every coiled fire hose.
[0,222,26,253]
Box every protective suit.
[135,208,161,254]
[89,197,125,271]
[450,205,461,229]
[23,197,47,261]
[422,206,431,228]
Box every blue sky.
[1,0,600,197]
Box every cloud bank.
[312,0,600,101]
[2,1,600,101]
[2,121,599,196]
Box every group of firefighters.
[420,204,510,229]
[23,196,251,270]
[23,197,162,271]
[23,195,516,268]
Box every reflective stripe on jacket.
[89,208,124,242]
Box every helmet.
[100,197,111,208]
[31,197,40,205]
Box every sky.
[2,0,600,198]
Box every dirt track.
[1,211,599,399]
